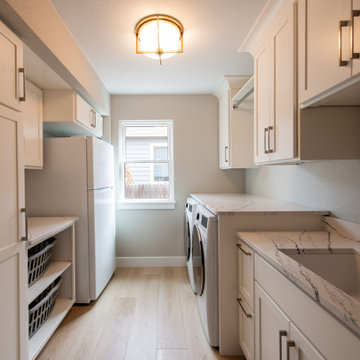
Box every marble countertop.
[237,218,360,337]
[191,193,329,215]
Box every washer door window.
[192,223,205,296]
[184,214,191,261]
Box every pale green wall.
[111,94,245,257]
[246,160,360,223]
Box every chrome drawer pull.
[287,340,296,360]
[279,330,287,360]
[236,243,252,256]
[339,20,349,66]
[236,298,252,318]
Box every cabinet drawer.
[238,295,254,360]
[237,240,254,310]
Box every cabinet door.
[270,1,297,161]
[0,22,24,111]
[23,81,43,169]
[238,296,255,360]
[298,0,352,104]
[352,0,360,75]
[75,94,92,129]
[238,240,254,309]
[254,39,271,164]
[288,323,326,360]
[0,106,27,360]
[219,90,230,168]
[255,282,290,360]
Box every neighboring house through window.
[119,120,175,209]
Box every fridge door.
[88,186,115,300]
[87,136,114,189]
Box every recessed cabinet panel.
[23,81,43,169]
[0,21,24,111]
[255,282,290,360]
[271,7,296,161]
[254,40,271,164]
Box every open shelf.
[29,298,74,360]
[28,261,71,304]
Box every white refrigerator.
[25,136,115,303]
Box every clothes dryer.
[184,197,198,293]
[192,204,219,346]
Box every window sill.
[118,200,176,210]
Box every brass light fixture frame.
[135,14,183,62]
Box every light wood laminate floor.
[37,267,244,360]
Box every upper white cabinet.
[0,21,25,112]
[43,90,103,138]
[23,81,43,169]
[254,1,297,164]
[215,76,256,169]
[298,0,360,106]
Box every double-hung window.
[119,120,175,209]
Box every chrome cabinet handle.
[268,125,274,153]
[21,207,28,241]
[279,330,287,360]
[236,243,252,256]
[339,20,350,66]
[236,298,252,318]
[224,145,229,162]
[286,340,296,360]
[19,68,26,101]
[264,127,269,154]
[352,10,360,59]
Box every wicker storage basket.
[28,277,61,338]
[28,237,56,286]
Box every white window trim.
[118,119,175,210]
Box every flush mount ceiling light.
[135,14,183,65]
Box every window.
[119,120,175,209]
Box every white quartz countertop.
[28,217,78,247]
[191,193,329,215]
[237,218,360,337]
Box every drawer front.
[238,295,254,360]
[238,240,254,310]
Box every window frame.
[118,119,175,210]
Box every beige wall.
[111,95,245,257]
[246,161,360,223]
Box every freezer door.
[88,187,116,300]
[87,136,114,189]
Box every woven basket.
[28,277,61,338]
[28,238,56,286]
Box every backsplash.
[246,160,360,224]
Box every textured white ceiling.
[50,0,266,94]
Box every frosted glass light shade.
[135,15,183,62]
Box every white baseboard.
[116,256,186,267]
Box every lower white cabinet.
[254,253,360,360]
[255,282,325,360]
[23,81,43,169]
[0,104,27,360]
[254,283,289,360]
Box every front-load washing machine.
[184,197,198,293]
[192,204,218,346]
